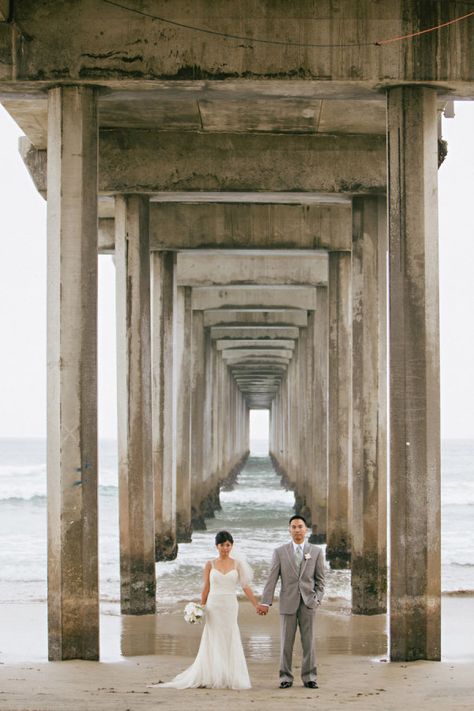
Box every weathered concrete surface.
[192,286,317,311]
[18,132,386,195]
[351,196,387,616]
[204,310,307,328]
[327,252,352,570]
[387,87,441,662]
[190,310,207,531]
[46,86,99,660]
[216,339,295,350]
[98,202,351,252]
[115,195,156,616]
[222,348,293,359]
[308,289,328,544]
[151,252,178,562]
[150,202,351,251]
[211,326,299,340]
[85,198,354,255]
[175,286,193,543]
[177,250,328,287]
[1,1,473,94]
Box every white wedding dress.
[156,560,251,690]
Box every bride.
[153,530,259,690]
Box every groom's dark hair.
[289,514,308,526]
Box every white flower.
[184,602,204,624]
[304,553,311,560]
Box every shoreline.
[0,598,473,710]
[1,594,474,664]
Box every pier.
[1,0,473,664]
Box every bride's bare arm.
[201,561,212,605]
[242,585,259,609]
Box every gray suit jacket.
[261,541,325,614]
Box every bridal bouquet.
[184,602,205,624]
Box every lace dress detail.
[155,560,251,690]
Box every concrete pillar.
[327,251,352,569]
[115,194,156,615]
[190,310,206,529]
[151,252,178,561]
[309,289,328,544]
[47,86,99,660]
[295,334,311,521]
[201,327,215,516]
[351,196,387,615]
[288,347,298,489]
[387,87,441,661]
[175,286,192,542]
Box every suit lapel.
[299,542,310,576]
[285,542,299,576]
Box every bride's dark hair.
[215,530,234,545]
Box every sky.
[0,102,473,441]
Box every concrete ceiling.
[1,92,388,150]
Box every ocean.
[0,438,473,610]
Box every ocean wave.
[442,589,474,597]
[0,463,45,477]
[0,493,46,504]
[450,562,474,568]
[220,489,294,506]
[0,484,118,503]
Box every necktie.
[295,545,303,569]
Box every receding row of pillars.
[46,83,441,664]
[269,204,387,619]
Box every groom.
[257,514,325,689]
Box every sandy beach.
[0,596,473,711]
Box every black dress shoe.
[279,681,293,688]
[304,681,319,689]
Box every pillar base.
[326,536,351,569]
[200,485,222,518]
[191,508,207,530]
[351,554,387,615]
[309,528,326,545]
[120,565,156,616]
[221,451,250,491]
[390,598,441,661]
[155,533,178,562]
[176,517,193,543]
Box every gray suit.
[261,541,325,683]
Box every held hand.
[256,604,269,616]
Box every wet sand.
[0,596,473,710]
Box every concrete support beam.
[175,286,193,542]
[327,252,352,569]
[100,131,386,194]
[151,252,178,561]
[193,286,317,311]
[115,194,156,615]
[216,339,295,350]
[46,86,99,661]
[177,250,328,287]
[2,3,474,91]
[351,196,387,615]
[211,326,299,340]
[204,310,308,328]
[149,202,351,251]
[222,348,293,360]
[387,87,441,661]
